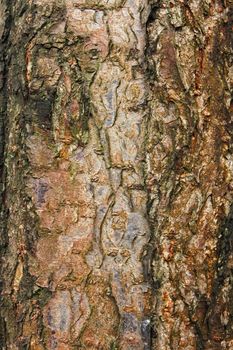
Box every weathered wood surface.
[0,1,232,349]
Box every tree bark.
[0,1,232,349]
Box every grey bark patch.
[141,318,151,350]
[33,99,54,129]
[34,179,49,207]
[121,313,139,333]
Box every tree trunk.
[0,0,232,349]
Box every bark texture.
[0,0,232,349]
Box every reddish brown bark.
[0,1,232,349]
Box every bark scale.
[0,1,232,350]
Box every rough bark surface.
[0,0,232,349]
